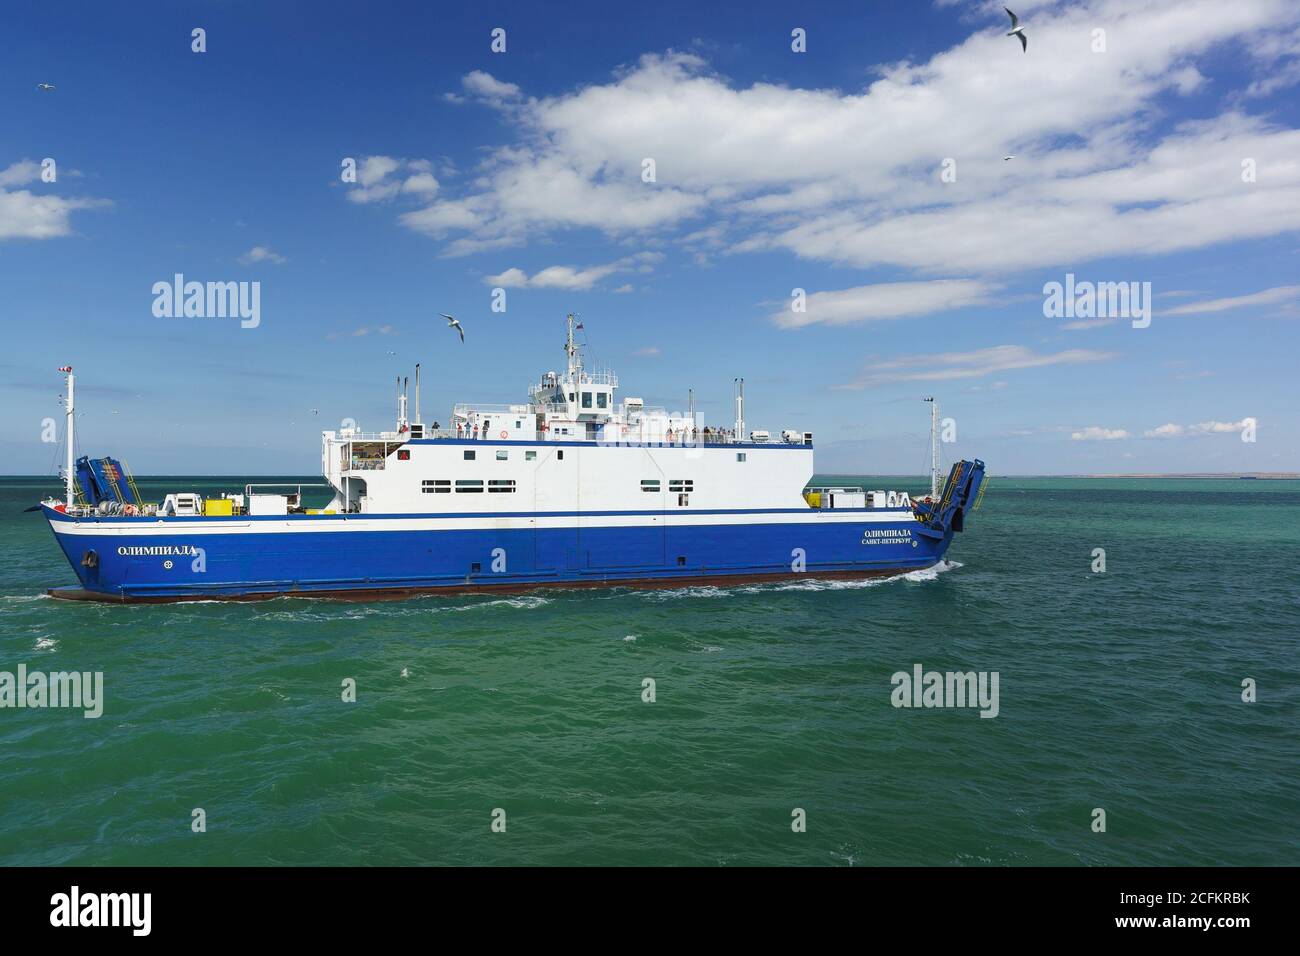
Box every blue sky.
[2,0,1297,476]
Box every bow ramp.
[914,459,986,540]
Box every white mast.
[923,396,939,497]
[734,378,745,442]
[63,366,75,508]
[565,313,581,381]
[414,363,422,426]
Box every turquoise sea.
[1,474,1297,866]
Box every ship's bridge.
[529,369,619,421]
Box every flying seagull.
[1005,8,1027,52]
[1003,154,1015,161]
[440,312,465,343]
[37,82,56,91]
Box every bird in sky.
[1005,8,1027,52]
[440,313,465,343]
[1003,154,1015,161]
[37,82,56,91]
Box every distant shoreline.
[1057,473,1300,479]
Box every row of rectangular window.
[422,480,517,494]
[640,479,695,492]
[464,450,558,461]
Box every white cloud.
[483,252,660,290]
[1072,427,1131,441]
[1145,423,1186,438]
[773,280,998,328]
[1144,416,1253,434]
[0,161,106,240]
[836,344,1118,389]
[239,245,287,265]
[1162,285,1300,315]
[1193,419,1252,434]
[345,156,440,204]
[1144,419,1254,437]
[1061,317,1120,331]
[375,0,1300,284]
[632,346,660,357]
[326,325,396,341]
[0,160,42,188]
[484,267,529,288]
[461,71,522,103]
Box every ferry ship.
[40,317,986,602]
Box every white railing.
[452,403,530,416]
[335,431,403,442]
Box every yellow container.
[203,498,234,516]
[306,509,336,515]
[804,491,821,508]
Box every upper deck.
[332,313,811,468]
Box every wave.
[448,595,551,612]
[903,559,963,582]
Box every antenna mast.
[734,378,745,441]
[414,363,422,426]
[565,313,582,381]
[923,397,939,497]
[61,366,75,508]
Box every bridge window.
[421,480,450,494]
[597,392,608,409]
[488,480,516,494]
[582,392,593,409]
[640,479,660,492]
[455,480,484,493]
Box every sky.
[1,0,1297,476]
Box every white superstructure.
[321,315,816,516]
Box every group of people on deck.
[455,418,494,439]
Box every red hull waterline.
[45,563,944,605]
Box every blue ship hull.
[44,461,985,603]
[45,511,954,602]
